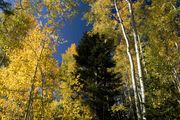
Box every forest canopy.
[0,0,179,120]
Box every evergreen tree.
[75,33,122,120]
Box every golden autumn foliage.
[0,23,59,119]
[58,44,93,120]
[0,0,179,119]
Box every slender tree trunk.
[126,1,146,119]
[114,0,142,119]
[24,62,38,120]
[173,68,180,93]
[24,41,45,120]
[125,68,135,120]
[0,52,5,66]
[173,42,180,93]
[39,66,45,120]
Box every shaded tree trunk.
[138,35,147,75]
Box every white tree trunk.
[138,35,147,75]
[173,42,180,93]
[126,1,146,119]
[114,0,142,119]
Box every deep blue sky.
[54,2,92,64]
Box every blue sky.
[54,2,92,63]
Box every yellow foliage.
[59,44,93,120]
[111,104,127,113]
[0,24,59,119]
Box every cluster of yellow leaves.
[111,104,127,113]
[0,10,36,50]
[84,0,117,37]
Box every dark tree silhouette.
[75,33,122,120]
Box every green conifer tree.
[75,33,122,120]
